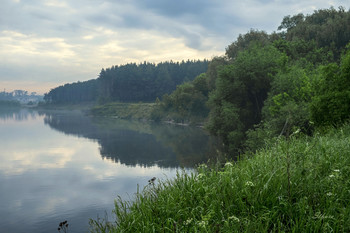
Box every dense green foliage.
[42,74,105,104]
[90,124,350,232]
[44,60,208,104]
[150,56,229,124]
[310,48,350,126]
[151,7,350,154]
[207,44,285,152]
[151,73,210,124]
[150,7,350,155]
[44,79,99,104]
[279,6,350,61]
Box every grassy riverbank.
[36,102,95,112]
[90,102,155,120]
[90,124,350,232]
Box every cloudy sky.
[1,0,349,94]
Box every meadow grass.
[90,124,350,232]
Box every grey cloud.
[0,0,349,93]
[135,0,216,17]
[0,0,281,51]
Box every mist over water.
[0,108,220,233]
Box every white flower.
[333,169,340,172]
[293,128,301,135]
[329,174,335,178]
[326,192,333,196]
[245,181,255,187]
[228,215,240,222]
[184,218,193,225]
[198,220,207,228]
[196,173,205,180]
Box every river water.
[0,108,220,233]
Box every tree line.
[44,60,208,104]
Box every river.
[0,108,220,233]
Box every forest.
[45,7,350,156]
[43,60,208,104]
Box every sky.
[1,0,349,94]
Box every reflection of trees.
[98,129,177,167]
[41,110,221,168]
[149,124,224,167]
[0,108,36,121]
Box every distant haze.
[1,0,349,94]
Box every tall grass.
[90,124,350,232]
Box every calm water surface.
[0,108,220,233]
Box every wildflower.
[293,128,301,135]
[196,173,205,180]
[333,169,340,172]
[326,192,333,196]
[184,218,193,225]
[198,220,207,228]
[245,181,255,187]
[228,215,240,223]
[329,174,335,178]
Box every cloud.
[0,0,349,93]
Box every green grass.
[90,102,156,120]
[90,124,350,232]
[37,102,95,111]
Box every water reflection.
[0,109,221,233]
[0,109,183,233]
[0,108,37,121]
[41,110,222,168]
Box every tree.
[151,73,210,123]
[310,45,350,125]
[207,43,284,153]
[281,7,350,61]
[278,13,305,31]
[225,30,271,59]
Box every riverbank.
[36,102,96,112]
[90,102,207,127]
[90,124,350,232]
[90,102,155,120]
[38,102,205,126]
